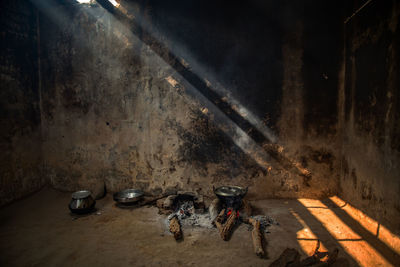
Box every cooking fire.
[1,0,399,265]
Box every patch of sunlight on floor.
[329,196,400,255]
[298,198,393,267]
[289,208,329,255]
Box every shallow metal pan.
[113,189,144,204]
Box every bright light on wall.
[76,0,120,7]
[108,0,120,7]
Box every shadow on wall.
[0,0,45,206]
[339,0,400,243]
[29,0,335,199]
[94,0,314,182]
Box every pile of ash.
[246,215,279,233]
[157,192,279,234]
[167,200,214,228]
[158,193,281,259]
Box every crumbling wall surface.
[277,1,344,198]
[339,0,400,234]
[39,2,267,198]
[40,0,344,199]
[0,0,44,206]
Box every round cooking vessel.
[113,189,144,204]
[69,190,96,214]
[213,185,248,208]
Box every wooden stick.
[214,209,236,241]
[249,218,264,258]
[221,211,237,241]
[169,216,182,240]
[214,209,225,236]
[118,193,173,209]
[326,248,339,265]
[140,194,172,207]
[215,209,225,224]
[297,240,321,266]
[214,220,224,236]
[298,241,338,267]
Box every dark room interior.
[0,0,399,266]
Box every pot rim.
[113,188,144,203]
[213,185,248,198]
[71,190,92,199]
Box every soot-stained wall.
[39,1,265,198]
[339,0,400,233]
[0,0,44,206]
[38,0,344,199]
[278,1,343,196]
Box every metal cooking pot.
[69,190,96,214]
[113,189,144,204]
[213,185,248,208]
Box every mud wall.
[37,0,345,199]
[0,0,44,206]
[39,1,266,198]
[339,0,400,234]
[278,1,343,197]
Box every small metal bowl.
[69,190,96,214]
[113,189,144,204]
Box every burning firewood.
[213,209,225,234]
[214,209,237,241]
[169,216,182,240]
[215,209,225,224]
[220,211,237,241]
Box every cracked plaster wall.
[0,0,45,206]
[38,0,345,199]
[339,0,400,234]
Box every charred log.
[214,209,237,241]
[248,217,265,258]
[169,216,182,240]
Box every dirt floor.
[0,188,399,267]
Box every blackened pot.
[69,190,96,214]
[213,185,248,209]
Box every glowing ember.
[226,209,240,218]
